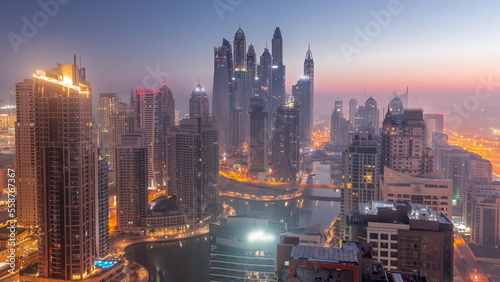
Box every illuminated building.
[272,103,300,183]
[346,200,453,282]
[95,152,109,258]
[209,216,284,281]
[388,96,404,119]
[248,97,268,178]
[166,116,219,224]
[270,27,286,128]
[15,78,37,227]
[131,84,175,187]
[233,27,246,70]
[116,130,147,231]
[341,133,380,220]
[380,167,453,218]
[212,38,233,154]
[381,109,432,176]
[110,101,132,170]
[330,98,350,151]
[17,63,96,279]
[98,93,117,168]
[189,83,209,118]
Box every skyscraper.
[348,98,358,126]
[248,97,268,178]
[233,27,246,69]
[110,101,132,170]
[212,38,233,154]
[256,47,272,103]
[116,131,148,231]
[232,28,249,154]
[96,152,109,258]
[292,46,314,149]
[330,98,351,151]
[272,102,300,183]
[354,97,380,135]
[131,85,175,187]
[270,27,287,126]
[167,116,219,223]
[341,133,380,217]
[189,83,209,118]
[97,93,117,168]
[15,78,37,227]
[25,63,96,279]
[381,109,431,175]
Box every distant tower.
[96,152,110,258]
[167,116,219,224]
[98,93,117,167]
[364,97,380,135]
[270,27,286,130]
[189,83,209,118]
[233,27,246,69]
[272,102,300,183]
[292,76,312,147]
[257,47,272,103]
[381,109,430,175]
[348,98,358,125]
[110,102,132,170]
[212,38,233,154]
[248,97,268,178]
[116,131,148,231]
[331,98,350,151]
[304,44,314,88]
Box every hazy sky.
[1,0,499,116]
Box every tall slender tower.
[212,38,233,154]
[24,63,96,279]
[233,27,246,69]
[131,85,175,188]
[97,93,117,168]
[16,78,37,227]
[257,47,272,104]
[292,46,314,148]
[272,102,300,183]
[232,28,249,154]
[270,27,286,134]
[189,83,210,118]
[248,97,268,178]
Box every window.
[380,251,388,257]
[370,233,378,239]
[390,252,398,258]
[381,234,388,240]
[380,243,389,249]
[391,234,398,241]
[390,260,398,267]
[390,243,398,249]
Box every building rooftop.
[290,245,358,264]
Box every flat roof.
[290,245,358,264]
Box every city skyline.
[1,1,499,117]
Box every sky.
[1,0,499,118]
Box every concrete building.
[166,116,219,224]
[341,133,380,217]
[381,109,432,176]
[248,97,268,178]
[346,201,454,282]
[380,167,453,217]
[97,93,117,167]
[272,103,300,183]
[331,98,351,151]
[116,131,148,231]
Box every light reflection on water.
[126,162,339,282]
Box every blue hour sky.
[1,0,499,116]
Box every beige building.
[381,167,452,217]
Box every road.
[454,234,489,282]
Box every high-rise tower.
[270,27,287,130]
[272,102,300,183]
[167,116,219,224]
[98,93,117,168]
[248,97,268,178]
[189,83,209,118]
[256,47,272,103]
[233,27,246,69]
[212,38,233,154]
[292,46,314,148]
[20,63,96,279]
